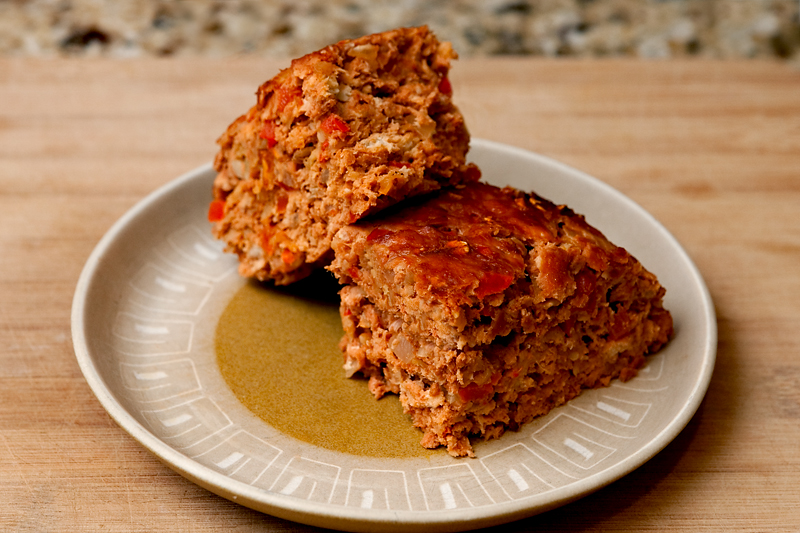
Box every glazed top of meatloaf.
[329,182,659,345]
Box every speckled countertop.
[1,0,798,60]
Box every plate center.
[215,272,439,458]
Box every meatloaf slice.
[329,182,673,457]
[210,26,478,284]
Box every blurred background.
[1,0,798,62]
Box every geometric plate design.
[72,139,716,532]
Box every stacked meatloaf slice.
[210,26,478,284]
[329,182,673,457]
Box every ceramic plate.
[72,139,716,532]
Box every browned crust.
[330,182,673,456]
[211,26,478,284]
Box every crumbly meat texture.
[210,26,478,284]
[329,182,673,457]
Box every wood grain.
[1,57,799,532]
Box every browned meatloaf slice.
[329,182,673,457]
[210,26,478,284]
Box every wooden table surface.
[1,57,798,532]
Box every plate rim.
[71,139,717,532]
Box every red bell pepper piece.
[207,199,225,222]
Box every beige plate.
[72,139,716,532]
